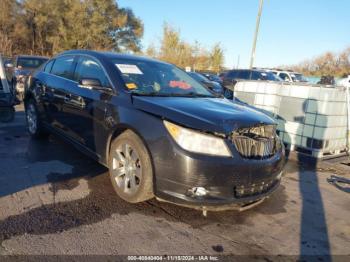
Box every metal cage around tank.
[233,80,349,159]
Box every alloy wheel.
[27,104,37,134]
[111,143,142,195]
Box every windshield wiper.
[165,92,215,98]
[131,91,169,97]
[131,91,215,98]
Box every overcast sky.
[118,0,350,68]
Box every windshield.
[17,57,48,69]
[113,59,214,97]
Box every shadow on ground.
[0,105,332,257]
[0,129,288,244]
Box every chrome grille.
[231,125,277,159]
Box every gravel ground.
[0,106,349,258]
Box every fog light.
[188,187,208,197]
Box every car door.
[44,55,78,136]
[62,55,113,153]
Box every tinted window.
[237,70,251,79]
[16,57,48,69]
[44,60,55,73]
[51,56,75,80]
[251,71,261,80]
[279,73,290,81]
[74,57,110,87]
[264,72,280,81]
[227,70,239,78]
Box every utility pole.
[249,0,264,69]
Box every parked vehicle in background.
[271,70,308,83]
[188,72,223,94]
[317,75,336,86]
[201,73,223,85]
[221,69,280,99]
[6,55,48,101]
[338,75,350,88]
[0,55,16,123]
[24,50,285,212]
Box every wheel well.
[106,127,126,159]
[106,126,156,190]
[23,92,34,107]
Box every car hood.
[132,96,275,135]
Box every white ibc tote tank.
[234,80,349,159]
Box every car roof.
[60,50,168,64]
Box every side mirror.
[79,78,113,93]
[79,78,102,88]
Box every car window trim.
[40,54,115,94]
[49,54,77,81]
[75,54,116,94]
[44,59,55,73]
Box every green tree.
[153,23,225,71]
[159,23,182,65]
[0,0,21,56]
[288,46,350,77]
[210,43,224,73]
[145,43,158,58]
[0,0,143,56]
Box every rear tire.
[25,99,49,139]
[108,130,154,203]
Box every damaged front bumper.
[152,133,286,212]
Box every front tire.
[108,130,154,203]
[25,99,49,139]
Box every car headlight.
[164,120,232,157]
